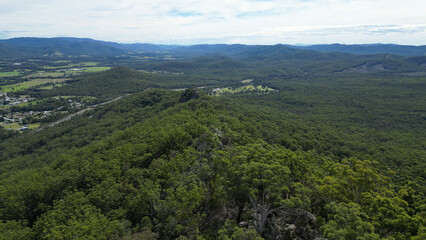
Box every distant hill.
[1,37,426,67]
[157,43,426,58]
[137,44,426,75]
[167,44,426,73]
[147,55,249,73]
[0,37,125,57]
[294,43,426,56]
[170,44,300,59]
[118,43,180,52]
[0,37,186,58]
[0,42,41,58]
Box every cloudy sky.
[1,0,425,45]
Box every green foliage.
[218,221,263,240]
[0,89,424,239]
[179,87,205,103]
[0,220,34,240]
[34,191,123,239]
[321,202,379,240]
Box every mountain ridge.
[1,37,426,58]
[293,43,426,56]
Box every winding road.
[35,94,127,132]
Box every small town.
[0,92,84,131]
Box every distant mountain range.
[0,37,425,59]
[293,43,426,57]
[0,37,125,57]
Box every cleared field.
[38,85,54,90]
[0,78,70,92]
[24,71,67,78]
[44,62,100,69]
[43,64,76,69]
[54,96,75,99]
[213,84,278,95]
[80,62,100,66]
[0,71,21,77]
[28,124,40,130]
[53,95,94,99]
[14,100,41,107]
[2,123,40,130]
[241,79,253,83]
[81,67,111,72]
[2,123,20,130]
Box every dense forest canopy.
[0,39,425,239]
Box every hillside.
[28,68,162,101]
[1,79,425,239]
[0,42,41,58]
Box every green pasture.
[24,71,66,78]
[0,78,70,93]
[43,64,76,69]
[80,62,100,66]
[81,67,111,72]
[2,122,20,130]
[2,122,40,130]
[14,100,41,107]
[0,70,21,77]
[38,85,54,90]
[44,62,100,69]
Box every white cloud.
[0,0,425,44]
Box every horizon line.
[1,36,425,47]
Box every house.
[19,126,29,131]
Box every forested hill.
[0,86,425,239]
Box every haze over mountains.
[2,37,426,77]
[1,37,426,58]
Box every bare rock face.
[258,209,320,240]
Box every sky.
[1,0,425,45]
